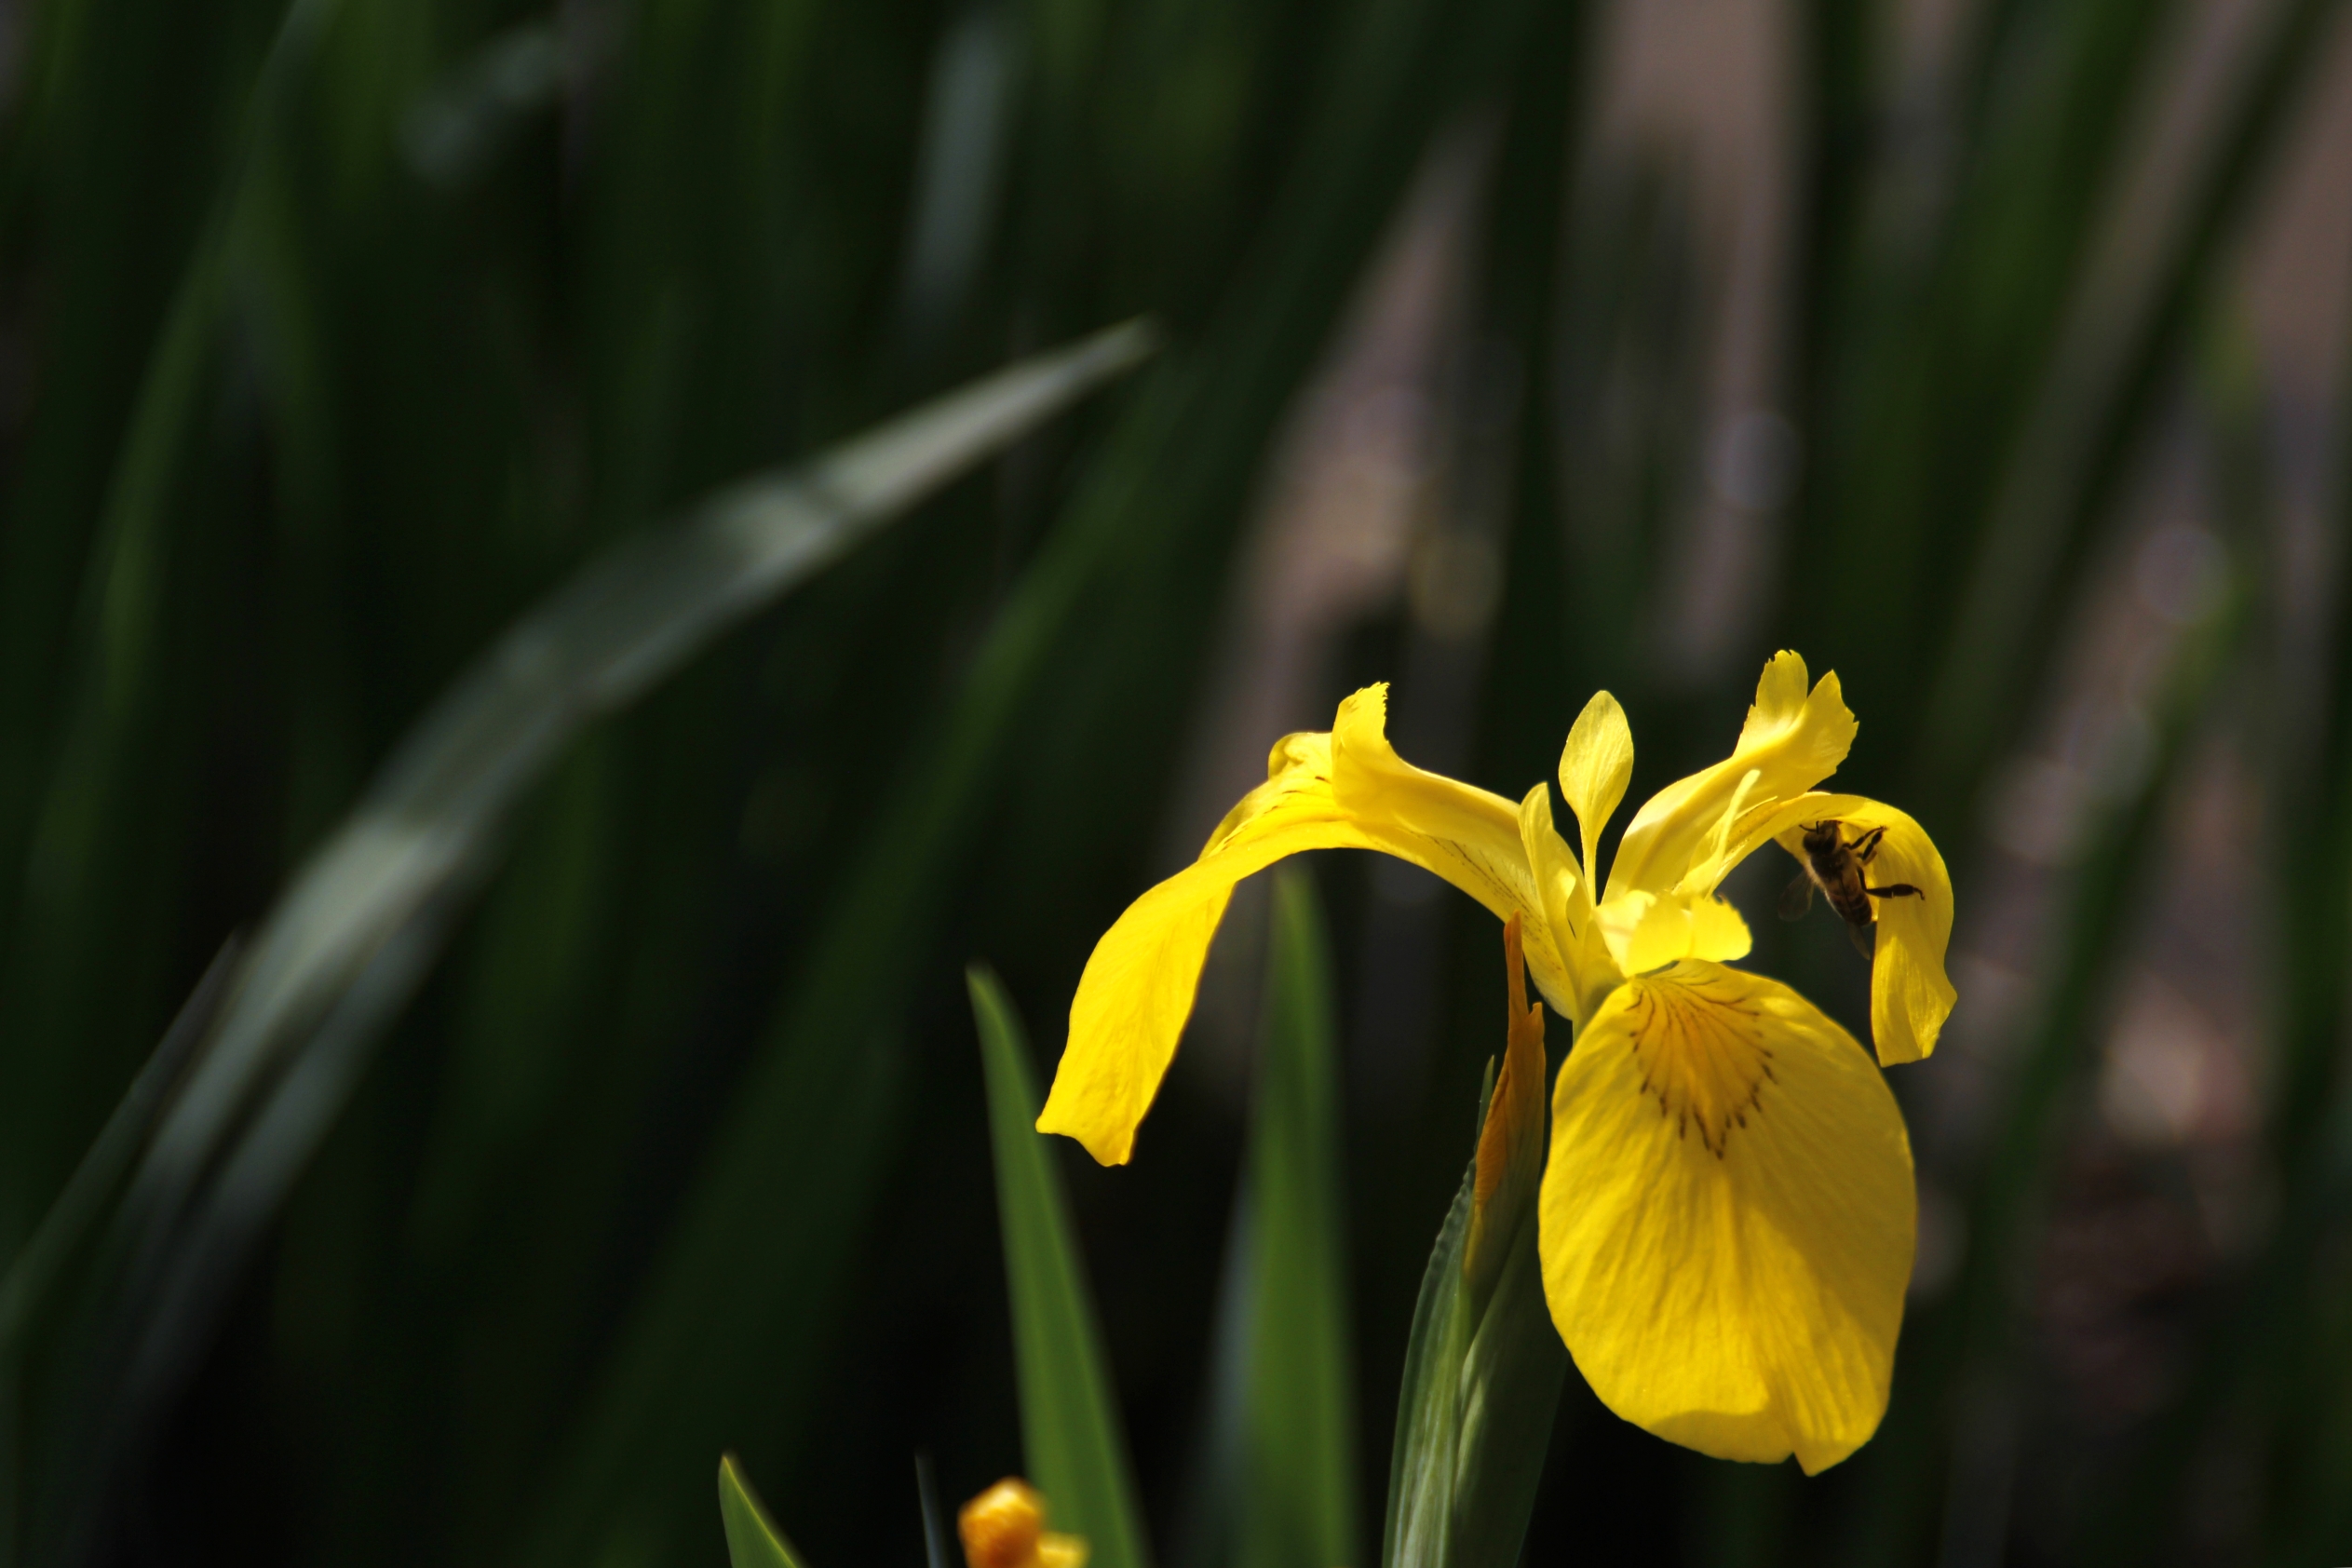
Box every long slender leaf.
[1913,0,2344,802]
[719,1454,814,1568]
[511,369,1175,1568]
[1186,870,1360,1568]
[512,0,1570,1557]
[970,966,1151,1568]
[37,319,1155,1548]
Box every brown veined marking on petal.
[1623,962,1774,1159]
[1408,828,1531,915]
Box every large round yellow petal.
[1039,685,1568,1165]
[1606,653,1858,899]
[1539,961,1914,1474]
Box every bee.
[1778,820,1922,957]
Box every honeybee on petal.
[1779,820,1922,957]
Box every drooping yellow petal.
[1762,797,1955,1065]
[1606,652,1858,899]
[1040,685,1568,1165]
[1539,960,1914,1474]
[1559,691,1633,890]
[1516,784,1619,1025]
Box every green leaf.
[1237,871,1361,1568]
[1382,1078,1564,1568]
[35,320,1157,1520]
[968,966,1151,1568]
[717,1453,811,1568]
[1384,1164,1472,1568]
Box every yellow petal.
[1559,691,1633,888]
[1689,895,1753,962]
[1761,800,1955,1066]
[1040,685,1566,1165]
[1516,784,1620,1026]
[1598,890,1752,975]
[1608,653,1858,899]
[1539,961,1914,1474]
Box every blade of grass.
[508,374,1178,1568]
[1184,870,1361,1568]
[0,0,337,1248]
[1237,871,1359,1568]
[36,320,1155,1548]
[1914,0,2343,804]
[968,964,1152,1568]
[917,1453,953,1568]
[0,938,237,1354]
[970,966,1151,1568]
[2075,295,2352,1566]
[719,1454,814,1568]
[509,0,1575,1559]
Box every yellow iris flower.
[1037,652,1955,1473]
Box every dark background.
[1,0,2348,1563]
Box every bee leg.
[1850,825,1888,862]
[1845,920,1876,959]
[1865,882,1921,899]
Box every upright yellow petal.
[1607,653,1858,899]
[1763,798,1955,1065]
[1041,686,1565,1165]
[1539,961,1914,1474]
[1559,691,1633,888]
[1516,784,1619,1025]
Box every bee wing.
[1845,917,1876,960]
[1778,872,1817,922]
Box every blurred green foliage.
[718,1455,811,1568]
[974,967,1152,1568]
[0,0,2347,1564]
[1180,871,1359,1568]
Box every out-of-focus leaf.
[970,966,1151,1568]
[514,0,1573,1541]
[719,1453,812,1568]
[0,940,236,1354]
[39,320,1156,1536]
[1188,870,1360,1568]
[400,20,575,190]
[1913,0,2343,804]
[917,1453,953,1568]
[1845,556,2249,1568]
[2070,327,2331,1565]
[0,0,336,1279]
